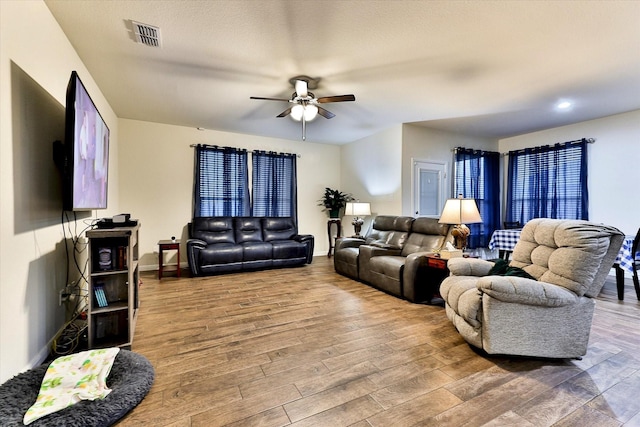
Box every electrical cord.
[51,319,87,356]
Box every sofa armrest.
[358,244,402,258]
[294,234,315,264]
[477,275,579,307]
[186,238,207,276]
[334,237,366,252]
[447,257,494,277]
[402,251,434,302]
[358,244,403,283]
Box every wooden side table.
[327,219,341,257]
[423,255,450,304]
[158,239,181,279]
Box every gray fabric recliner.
[440,218,624,359]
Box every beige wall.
[339,125,403,236]
[499,110,640,236]
[401,124,498,216]
[1,1,119,382]
[118,119,342,267]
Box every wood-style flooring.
[117,256,640,427]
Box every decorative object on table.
[318,187,353,218]
[344,201,371,237]
[438,194,482,250]
[250,75,355,141]
[439,241,463,259]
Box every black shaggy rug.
[0,350,154,427]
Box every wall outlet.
[59,286,71,306]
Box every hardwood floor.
[117,257,640,427]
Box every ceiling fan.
[250,75,355,140]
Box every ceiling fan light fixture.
[290,104,318,122]
[304,104,318,121]
[291,104,304,121]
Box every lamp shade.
[438,197,482,225]
[344,202,371,217]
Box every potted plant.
[318,187,354,218]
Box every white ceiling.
[44,0,640,144]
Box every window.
[192,146,297,222]
[193,145,249,217]
[251,151,297,222]
[506,139,588,224]
[454,148,501,248]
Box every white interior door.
[412,160,446,217]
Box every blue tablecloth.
[489,229,635,273]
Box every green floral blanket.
[23,348,119,425]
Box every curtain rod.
[253,149,301,158]
[500,137,595,156]
[453,138,595,155]
[189,144,301,158]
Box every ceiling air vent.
[131,20,162,47]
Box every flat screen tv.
[59,71,110,211]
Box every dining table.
[489,229,635,300]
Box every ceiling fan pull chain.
[302,116,306,141]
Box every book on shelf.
[94,285,108,308]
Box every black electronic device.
[55,71,110,211]
[96,217,138,229]
[113,213,130,224]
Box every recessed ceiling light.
[556,101,573,110]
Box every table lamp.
[438,195,482,250]
[344,202,371,238]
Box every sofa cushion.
[510,219,618,297]
[191,217,236,245]
[240,242,273,261]
[271,240,307,260]
[365,216,414,247]
[401,217,449,256]
[234,217,264,243]
[263,217,297,241]
[199,243,243,265]
[369,255,406,277]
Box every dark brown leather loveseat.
[334,215,452,302]
[187,217,314,276]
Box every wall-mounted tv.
[58,71,110,211]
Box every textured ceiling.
[45,0,640,144]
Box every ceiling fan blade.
[250,96,290,102]
[317,94,355,103]
[317,106,335,119]
[277,107,292,118]
[295,80,308,98]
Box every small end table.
[327,219,341,257]
[158,239,181,279]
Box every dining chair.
[499,220,522,259]
[632,227,640,300]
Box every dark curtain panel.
[454,148,501,248]
[506,139,588,224]
[251,151,298,223]
[193,145,249,217]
